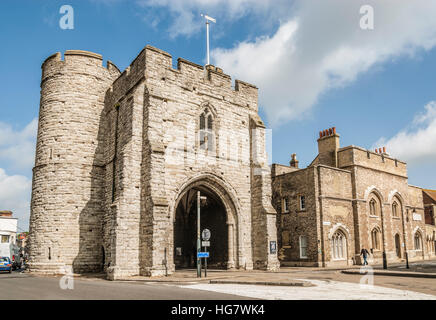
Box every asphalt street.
[1,262,435,300]
[0,271,250,300]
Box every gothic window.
[414,232,422,250]
[299,236,308,258]
[369,199,377,216]
[331,230,347,260]
[199,108,214,151]
[392,201,398,217]
[371,228,381,250]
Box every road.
[1,264,435,300]
[0,271,250,300]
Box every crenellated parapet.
[105,45,258,112]
[41,50,121,84]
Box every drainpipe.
[317,166,326,267]
[400,206,409,269]
[380,202,388,269]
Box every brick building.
[423,189,436,258]
[28,46,279,279]
[272,128,431,267]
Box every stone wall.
[317,165,354,267]
[28,50,120,273]
[272,167,319,266]
[272,132,431,268]
[99,45,278,278]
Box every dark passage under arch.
[174,186,228,269]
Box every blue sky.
[1,0,436,230]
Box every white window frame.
[299,235,308,259]
[282,197,289,213]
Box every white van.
[0,242,21,270]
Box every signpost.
[197,191,201,277]
[202,229,211,277]
[196,192,207,278]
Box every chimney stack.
[317,127,340,167]
[290,153,299,168]
[0,210,12,217]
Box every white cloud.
[0,118,38,171]
[375,101,436,165]
[137,0,293,38]
[134,1,436,126]
[0,168,32,231]
[212,0,436,125]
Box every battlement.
[107,45,258,109]
[338,145,407,177]
[41,50,121,83]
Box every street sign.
[197,252,209,258]
[202,229,211,241]
[270,241,277,254]
[202,241,210,247]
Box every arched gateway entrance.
[173,176,238,270]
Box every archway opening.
[174,186,228,269]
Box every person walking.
[360,247,370,265]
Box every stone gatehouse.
[28,45,279,279]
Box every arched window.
[392,202,398,217]
[199,108,214,151]
[414,232,422,250]
[331,230,347,260]
[371,228,381,250]
[369,199,377,216]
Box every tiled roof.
[423,189,436,203]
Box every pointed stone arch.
[171,172,240,269]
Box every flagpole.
[206,21,210,65]
[201,14,216,66]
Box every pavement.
[181,279,436,300]
[123,269,312,287]
[342,260,436,278]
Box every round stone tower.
[28,50,120,273]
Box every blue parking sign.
[197,252,209,258]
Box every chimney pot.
[375,149,378,153]
[383,147,386,153]
[379,148,382,154]
[329,128,333,135]
[319,131,323,139]
[290,153,299,168]
[332,127,336,134]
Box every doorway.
[395,234,401,258]
[173,186,228,269]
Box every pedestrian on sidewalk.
[360,247,370,265]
